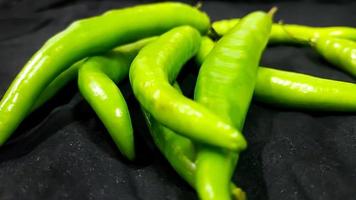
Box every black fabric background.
[0,0,355,199]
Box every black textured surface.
[0,0,356,199]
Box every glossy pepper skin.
[311,36,356,77]
[0,2,210,145]
[77,38,154,160]
[255,67,356,111]
[198,36,356,112]
[212,18,356,44]
[31,60,83,111]
[142,84,196,186]
[35,38,155,160]
[33,37,157,112]
[194,10,273,200]
[142,84,246,200]
[130,25,245,151]
[78,57,134,160]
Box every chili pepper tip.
[195,1,203,9]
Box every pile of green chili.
[0,2,355,200]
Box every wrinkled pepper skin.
[212,18,356,44]
[130,26,245,151]
[194,11,273,200]
[312,37,356,77]
[0,2,210,145]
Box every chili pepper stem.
[195,1,203,9]
[267,6,278,18]
[207,27,219,40]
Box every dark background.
[0,0,355,199]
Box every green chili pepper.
[130,25,246,151]
[255,67,356,111]
[195,36,216,65]
[311,36,356,77]
[78,56,134,160]
[198,36,356,112]
[142,83,196,186]
[142,109,246,200]
[77,38,155,160]
[34,37,156,159]
[0,2,210,145]
[194,10,274,200]
[142,83,246,200]
[31,61,83,111]
[35,38,155,160]
[33,37,157,112]
[212,18,356,44]
[34,33,245,197]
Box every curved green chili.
[142,109,246,200]
[142,83,246,200]
[212,18,356,44]
[34,37,156,159]
[142,84,196,186]
[77,38,154,160]
[197,36,356,112]
[0,2,210,145]
[311,36,356,77]
[78,57,134,160]
[255,67,356,111]
[195,10,273,200]
[33,37,157,112]
[130,25,246,151]
[31,60,83,111]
